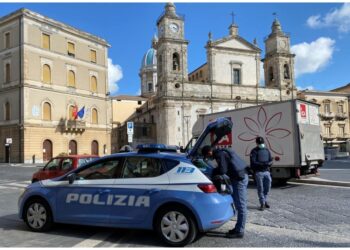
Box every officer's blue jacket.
[212,148,247,181]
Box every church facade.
[124,3,297,147]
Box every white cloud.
[108,58,123,95]
[291,37,335,77]
[136,88,141,96]
[306,3,350,33]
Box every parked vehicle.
[186,100,325,182]
[31,155,99,183]
[19,119,235,246]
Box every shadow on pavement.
[0,213,164,247]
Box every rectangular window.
[325,127,331,136]
[233,69,240,85]
[5,63,10,83]
[337,104,343,114]
[42,34,50,49]
[68,42,75,57]
[5,32,10,49]
[90,50,96,63]
[324,103,330,113]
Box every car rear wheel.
[155,206,197,247]
[24,198,53,232]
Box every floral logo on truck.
[237,106,291,156]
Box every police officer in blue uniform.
[202,146,248,239]
[250,137,273,211]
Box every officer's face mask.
[258,143,265,149]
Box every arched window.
[43,102,51,121]
[148,82,153,92]
[91,140,99,155]
[5,63,10,83]
[92,108,98,124]
[284,64,290,79]
[43,64,51,84]
[69,140,77,155]
[68,70,75,87]
[5,102,10,121]
[172,53,180,71]
[91,76,97,92]
[269,67,274,81]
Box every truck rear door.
[296,101,325,168]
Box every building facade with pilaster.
[0,9,111,163]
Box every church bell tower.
[263,18,295,94]
[155,3,189,96]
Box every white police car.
[18,118,234,246]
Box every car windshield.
[78,158,97,167]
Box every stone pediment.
[211,36,261,52]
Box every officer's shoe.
[226,230,244,239]
[259,204,264,211]
[265,202,270,209]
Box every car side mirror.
[67,173,77,184]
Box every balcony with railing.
[319,112,335,121]
[335,112,348,121]
[322,133,335,141]
[336,133,350,140]
[63,120,86,132]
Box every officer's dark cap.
[256,136,264,144]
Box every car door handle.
[146,188,161,195]
[98,189,111,194]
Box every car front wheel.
[155,206,197,247]
[24,198,53,232]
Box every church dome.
[141,48,157,68]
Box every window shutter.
[90,50,96,63]
[5,102,10,121]
[91,76,97,92]
[92,109,98,124]
[5,64,10,83]
[68,42,75,55]
[43,64,51,84]
[43,102,51,121]
[42,34,50,49]
[68,70,75,87]
[5,33,10,49]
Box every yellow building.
[111,95,148,152]
[0,9,111,163]
[298,90,350,153]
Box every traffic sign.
[128,134,133,143]
[127,122,134,135]
[6,138,12,144]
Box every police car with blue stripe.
[18,118,234,246]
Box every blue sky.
[1,2,349,95]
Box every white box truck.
[185,99,325,181]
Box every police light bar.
[136,144,178,153]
